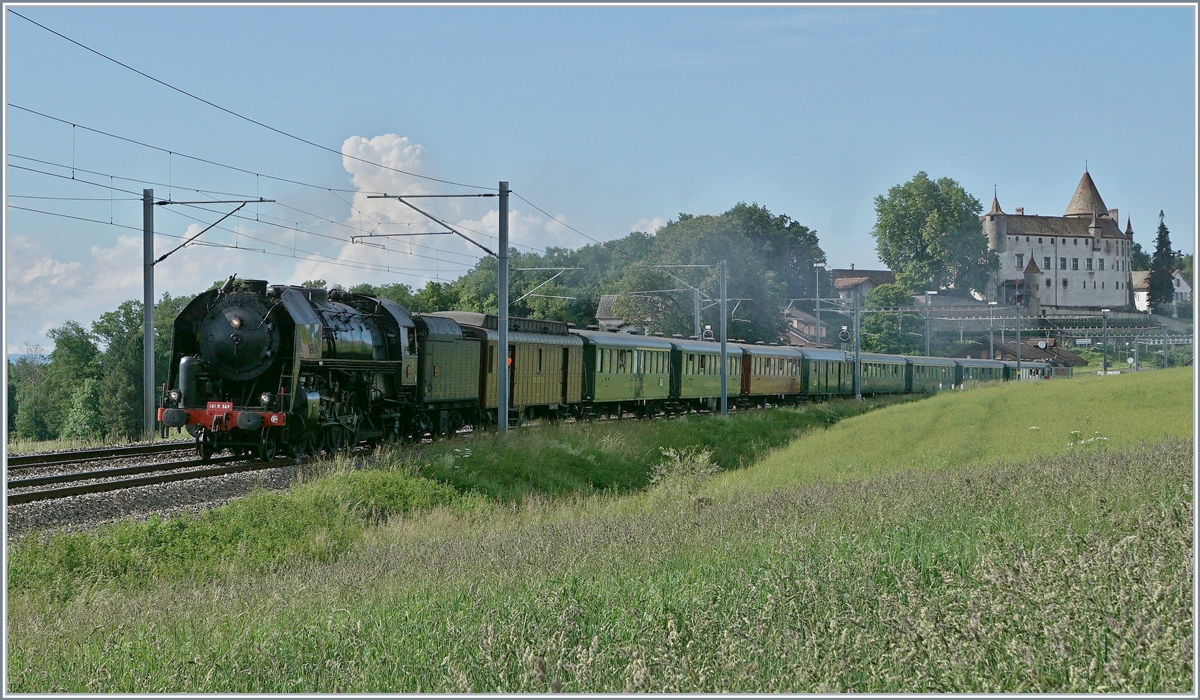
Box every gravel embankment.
[6,459,307,541]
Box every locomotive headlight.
[259,392,272,407]
[168,389,181,402]
[230,316,244,329]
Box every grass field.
[5,370,1194,692]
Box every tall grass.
[710,367,1193,496]
[401,396,909,500]
[5,371,1192,692]
[8,398,898,601]
[7,441,1191,692]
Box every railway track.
[6,441,195,471]
[6,443,299,506]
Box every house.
[1131,270,1192,315]
[982,170,1135,309]
[1132,271,1150,312]
[829,266,895,303]
[783,307,827,346]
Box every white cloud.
[631,216,667,234]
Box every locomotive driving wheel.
[258,431,278,461]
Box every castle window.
[1046,278,1051,287]
[1102,282,1104,289]
[1043,257,1051,270]
[1016,254,1024,269]
[1086,258,1093,270]
[1098,259,1104,270]
[1074,238,1078,245]
[1026,237,1030,242]
[1072,258,1079,270]
[1038,238,1043,243]
[1063,279,1069,289]
[1050,238,1055,244]
[1060,258,1067,270]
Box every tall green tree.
[611,204,811,341]
[1130,241,1151,271]
[37,322,101,439]
[1148,211,1176,314]
[860,283,923,354]
[871,172,998,295]
[9,347,51,441]
[93,300,145,440]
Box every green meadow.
[5,369,1193,692]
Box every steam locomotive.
[158,277,1054,461]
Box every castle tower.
[1022,259,1042,316]
[982,192,1007,252]
[1064,170,1108,218]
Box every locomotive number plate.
[207,402,234,411]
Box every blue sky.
[4,4,1195,353]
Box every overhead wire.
[9,156,485,268]
[9,202,469,280]
[12,105,550,256]
[8,9,495,192]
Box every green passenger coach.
[574,329,673,416]
[668,337,743,410]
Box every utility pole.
[1101,309,1110,375]
[924,291,938,356]
[720,260,728,416]
[988,301,997,360]
[813,262,825,347]
[853,294,862,401]
[498,181,510,434]
[1163,323,1169,368]
[694,288,701,338]
[143,189,155,440]
[1016,301,1022,376]
[1134,335,1139,371]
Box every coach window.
[536,348,543,373]
[489,345,496,374]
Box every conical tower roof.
[1064,170,1108,217]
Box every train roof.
[1001,360,1048,368]
[858,352,908,365]
[412,314,463,341]
[955,358,1007,368]
[428,311,570,336]
[798,348,852,362]
[669,338,745,355]
[905,355,959,367]
[729,342,806,359]
[571,329,675,350]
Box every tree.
[1148,211,1175,314]
[871,172,998,295]
[860,283,923,354]
[39,321,101,438]
[1130,241,1151,271]
[93,300,145,440]
[61,378,103,441]
[9,346,51,441]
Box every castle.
[981,170,1135,311]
